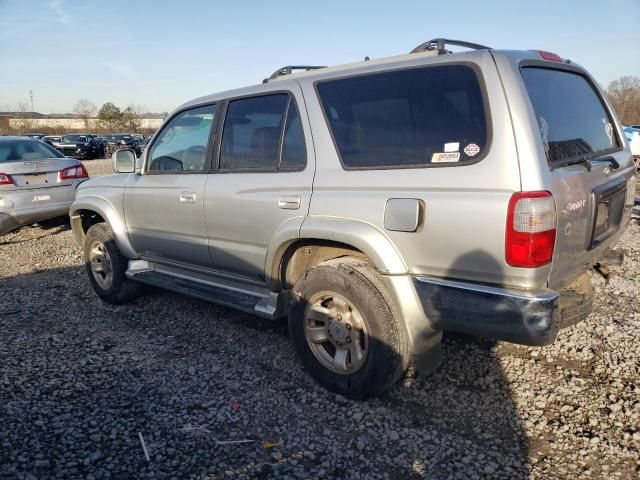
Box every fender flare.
[70,196,139,259]
[266,216,408,288]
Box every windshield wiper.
[592,155,620,170]
[556,155,592,171]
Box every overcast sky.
[1,0,639,114]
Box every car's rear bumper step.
[413,277,561,346]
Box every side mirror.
[112,148,136,173]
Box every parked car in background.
[56,134,100,159]
[136,135,152,156]
[623,126,640,171]
[0,137,89,235]
[24,133,46,140]
[70,39,636,398]
[103,134,141,156]
[92,136,106,158]
[42,135,62,147]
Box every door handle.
[179,192,196,204]
[278,196,301,210]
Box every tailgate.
[521,66,636,289]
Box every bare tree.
[606,76,640,125]
[15,100,35,134]
[73,98,97,130]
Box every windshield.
[62,135,88,143]
[0,139,64,162]
[522,67,621,167]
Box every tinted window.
[0,139,63,162]
[148,105,216,172]
[521,67,620,167]
[316,65,488,169]
[220,94,288,170]
[280,100,306,169]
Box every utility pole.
[29,90,34,112]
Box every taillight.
[537,50,563,62]
[506,191,556,268]
[59,164,89,180]
[0,173,13,185]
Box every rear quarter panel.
[299,51,546,289]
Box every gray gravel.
[0,161,638,479]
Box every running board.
[126,264,289,320]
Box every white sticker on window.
[444,142,459,152]
[463,143,480,157]
[432,152,460,163]
[604,119,614,146]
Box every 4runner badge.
[32,195,51,202]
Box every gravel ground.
[0,161,639,479]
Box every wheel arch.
[267,216,409,291]
[70,197,138,259]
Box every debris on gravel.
[0,170,638,478]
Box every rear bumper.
[413,277,561,346]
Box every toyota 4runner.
[70,39,637,398]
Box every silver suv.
[70,39,636,398]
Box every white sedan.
[623,126,640,171]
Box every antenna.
[29,90,34,112]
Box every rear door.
[521,66,636,288]
[124,104,217,268]
[203,88,314,283]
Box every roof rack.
[263,65,327,83]
[410,38,491,55]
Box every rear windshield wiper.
[555,155,593,171]
[591,155,620,170]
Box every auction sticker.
[431,152,460,163]
[463,143,480,157]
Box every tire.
[288,257,409,399]
[83,222,142,304]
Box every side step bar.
[126,264,289,320]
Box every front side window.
[148,104,216,172]
[220,94,289,170]
[521,67,621,167]
[316,65,489,169]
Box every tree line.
[74,99,147,132]
[605,76,640,125]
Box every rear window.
[521,67,620,167]
[0,139,63,162]
[316,64,489,169]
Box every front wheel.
[83,223,142,304]
[288,258,409,399]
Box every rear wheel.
[288,258,409,398]
[84,223,142,304]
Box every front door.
[124,104,218,268]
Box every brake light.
[506,191,556,268]
[538,50,563,62]
[59,164,89,180]
[0,173,13,185]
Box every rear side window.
[220,94,288,170]
[316,65,488,169]
[280,100,306,170]
[521,67,620,167]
